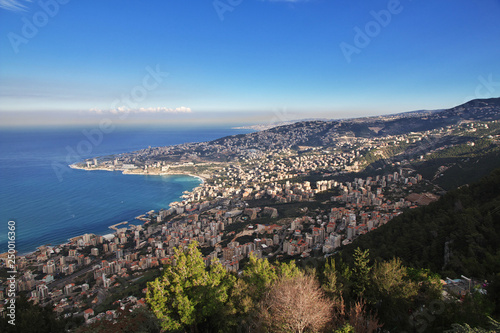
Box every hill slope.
[341,168,500,280]
[210,97,500,150]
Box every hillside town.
[1,116,499,324]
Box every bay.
[0,126,252,254]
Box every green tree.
[368,258,418,330]
[321,258,352,297]
[146,241,235,332]
[276,260,302,280]
[241,255,279,300]
[406,268,442,300]
[371,258,418,300]
[216,278,255,332]
[351,248,371,298]
[322,258,340,297]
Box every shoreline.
[9,165,205,257]
[69,163,206,184]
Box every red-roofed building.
[84,308,94,320]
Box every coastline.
[2,126,247,267]
[7,165,205,257]
[69,163,206,184]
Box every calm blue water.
[0,126,252,254]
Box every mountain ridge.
[207,97,500,151]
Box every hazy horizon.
[1,0,499,127]
[0,97,488,128]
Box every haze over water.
[0,126,252,254]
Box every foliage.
[335,169,500,331]
[370,258,418,300]
[322,258,340,297]
[342,168,500,281]
[241,254,279,300]
[216,278,255,332]
[358,142,410,168]
[139,167,500,333]
[322,258,352,300]
[368,258,418,330]
[351,248,371,298]
[0,294,79,333]
[333,324,355,333]
[436,292,495,332]
[446,317,500,333]
[415,150,500,190]
[146,241,235,332]
[425,139,499,161]
[276,259,303,280]
[406,267,444,309]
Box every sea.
[0,126,252,255]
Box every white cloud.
[137,106,192,113]
[89,106,192,114]
[89,108,103,114]
[0,0,31,11]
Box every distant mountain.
[232,118,330,131]
[445,97,500,120]
[210,97,500,150]
[91,97,500,168]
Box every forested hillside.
[340,168,500,320]
[341,168,500,278]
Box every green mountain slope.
[341,168,500,280]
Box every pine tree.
[146,241,235,332]
[351,248,371,298]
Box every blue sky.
[0,0,499,126]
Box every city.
[2,103,498,325]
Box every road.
[48,262,96,290]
